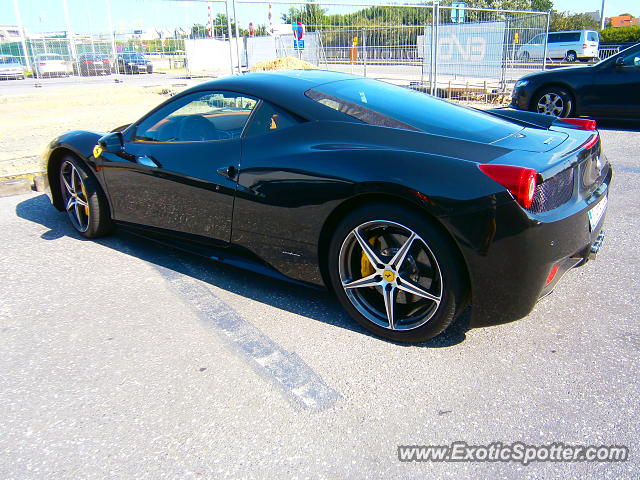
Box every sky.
[1,0,639,35]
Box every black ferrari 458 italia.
[44,70,610,342]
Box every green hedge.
[600,25,640,44]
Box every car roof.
[179,70,361,120]
[549,29,596,33]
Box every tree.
[531,0,553,11]
[600,25,640,43]
[550,11,599,31]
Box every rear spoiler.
[482,108,556,130]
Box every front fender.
[44,130,106,211]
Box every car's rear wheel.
[59,155,114,238]
[328,204,466,343]
[533,87,574,117]
[565,50,577,62]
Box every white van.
[518,30,600,62]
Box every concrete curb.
[0,172,48,197]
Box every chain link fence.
[2,0,549,103]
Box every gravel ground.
[0,77,206,176]
[0,119,638,478]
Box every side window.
[305,89,419,131]
[622,50,640,67]
[530,34,542,44]
[548,34,560,44]
[135,90,257,142]
[243,101,300,138]
[567,33,581,42]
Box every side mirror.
[98,131,124,153]
[615,57,625,68]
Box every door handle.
[217,165,237,179]
[137,155,159,168]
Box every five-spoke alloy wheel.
[329,204,466,343]
[58,155,114,238]
[61,160,91,233]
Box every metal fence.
[2,0,551,102]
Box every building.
[0,25,24,43]
[608,14,639,28]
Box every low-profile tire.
[328,203,467,343]
[532,86,574,118]
[58,154,114,239]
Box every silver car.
[34,53,70,77]
[0,55,25,79]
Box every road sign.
[294,39,305,50]
[292,22,304,40]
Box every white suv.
[518,30,600,62]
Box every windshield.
[0,56,19,64]
[305,78,521,143]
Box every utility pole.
[62,0,77,62]
[600,0,607,30]
[12,0,32,74]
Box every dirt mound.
[248,56,316,72]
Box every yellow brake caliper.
[360,236,378,278]
[81,184,89,216]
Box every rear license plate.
[588,195,607,231]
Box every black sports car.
[44,70,610,343]
[511,42,640,119]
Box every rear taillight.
[582,134,599,150]
[38,62,46,66]
[560,118,596,130]
[103,59,110,64]
[83,60,93,64]
[479,164,538,209]
[583,43,587,49]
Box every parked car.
[0,55,25,79]
[115,52,153,74]
[518,30,600,62]
[73,53,112,76]
[34,53,70,77]
[43,70,609,343]
[511,42,640,118]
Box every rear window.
[39,55,63,61]
[587,32,599,42]
[0,56,19,64]
[305,78,521,143]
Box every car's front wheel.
[533,87,574,117]
[328,204,467,343]
[59,155,114,238]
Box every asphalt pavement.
[0,126,638,479]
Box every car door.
[547,33,561,59]
[583,48,640,118]
[97,89,258,244]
